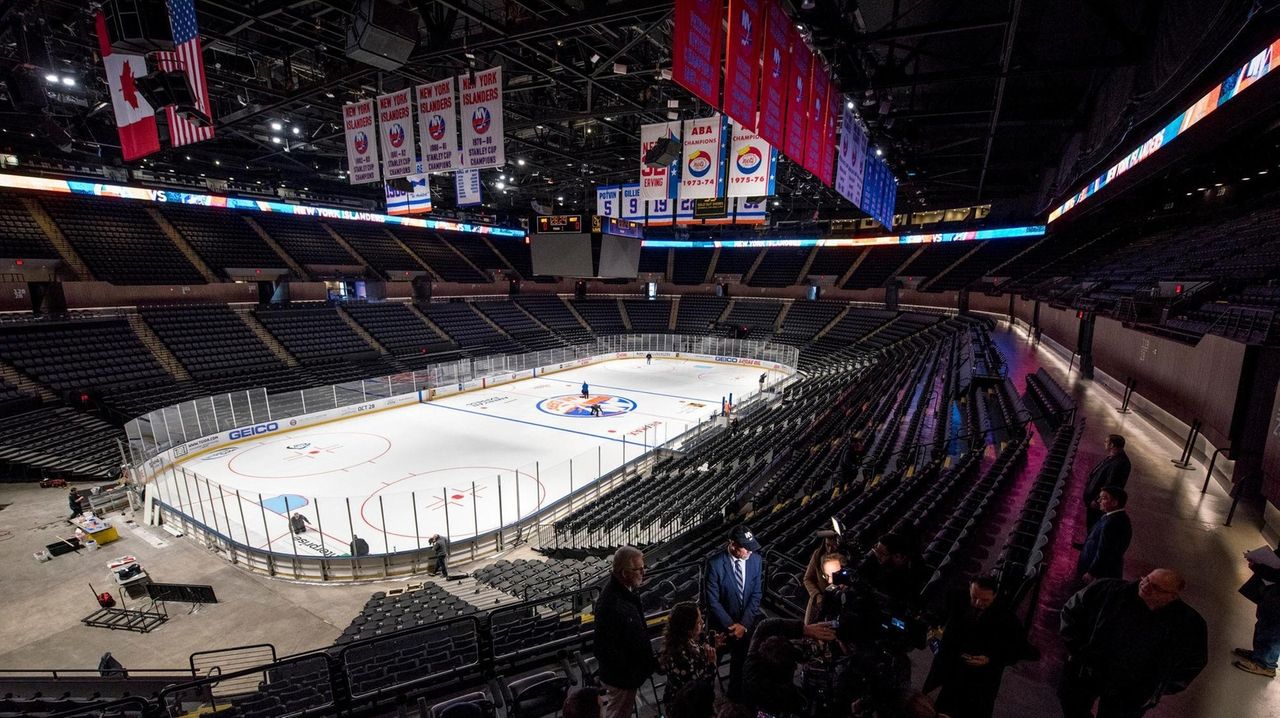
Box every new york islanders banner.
[723,0,763,130]
[757,0,790,150]
[672,0,724,108]
[377,88,415,179]
[783,28,811,164]
[416,78,460,173]
[679,115,728,200]
[459,67,504,169]
[620,184,645,222]
[343,99,380,184]
[639,122,681,200]
[727,123,776,197]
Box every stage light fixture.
[517,158,526,166]
[271,121,283,131]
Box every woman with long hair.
[658,602,718,718]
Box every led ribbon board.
[0,173,524,237]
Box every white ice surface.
[162,359,785,556]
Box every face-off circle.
[226,432,392,479]
[536,394,637,418]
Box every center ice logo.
[537,394,637,418]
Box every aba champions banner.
[639,122,681,200]
[680,115,728,200]
[724,0,763,130]
[377,89,415,179]
[416,79,460,173]
[343,99,380,184]
[726,123,776,197]
[459,67,504,169]
[758,0,790,150]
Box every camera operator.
[857,533,927,612]
[742,617,837,716]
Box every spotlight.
[44,73,58,83]
[291,126,301,135]
[875,148,883,157]
[517,158,526,166]
[772,200,780,206]
[556,196,564,201]
[500,174,507,180]
[496,181,505,189]
[846,100,854,109]
[61,77,76,86]
[270,121,283,131]
[215,159,221,165]
[272,136,282,144]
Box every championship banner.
[818,82,838,186]
[735,197,767,224]
[679,115,728,200]
[647,198,674,226]
[802,64,829,178]
[724,0,763,130]
[342,99,380,184]
[639,122,681,200]
[860,156,896,228]
[416,79,460,173]
[783,28,811,164]
[675,198,698,224]
[835,106,868,204]
[596,185,622,217]
[458,67,504,169]
[758,0,790,150]
[726,123,776,197]
[455,168,482,207]
[620,184,645,221]
[672,0,724,109]
[377,89,415,179]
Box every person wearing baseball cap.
[705,524,764,700]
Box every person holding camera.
[1058,569,1207,717]
[803,531,843,623]
[741,617,836,716]
[859,532,927,610]
[705,525,764,701]
[922,576,1036,718]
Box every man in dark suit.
[1078,487,1133,582]
[704,524,763,701]
[1081,434,1131,534]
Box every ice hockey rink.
[160,358,787,557]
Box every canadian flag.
[95,11,160,162]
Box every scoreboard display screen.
[535,215,583,233]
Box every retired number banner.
[377,88,415,179]
[459,67,504,169]
[639,122,681,200]
[343,99,380,184]
[416,79,460,173]
[758,0,790,150]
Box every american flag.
[155,0,214,146]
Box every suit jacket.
[1078,510,1132,579]
[1084,451,1132,503]
[704,551,763,632]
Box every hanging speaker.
[345,0,420,71]
[644,137,682,168]
[101,0,175,54]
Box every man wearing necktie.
[704,524,764,701]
